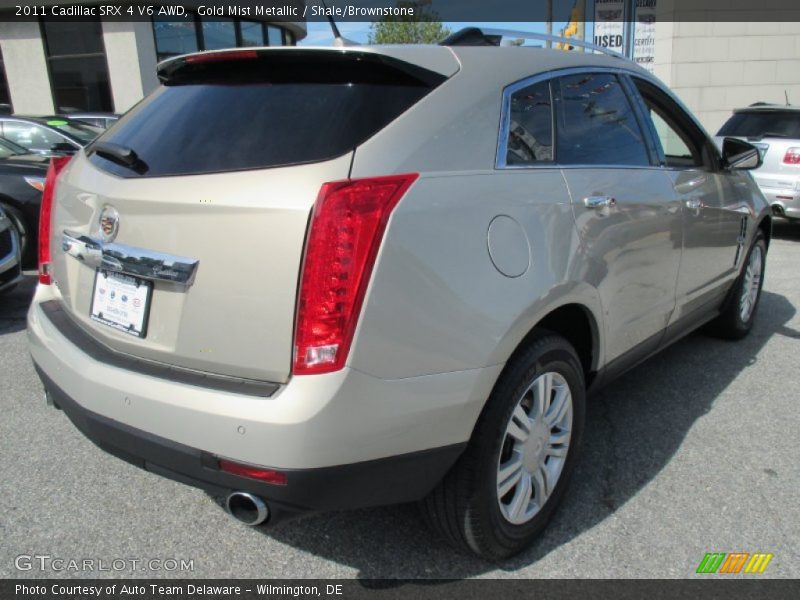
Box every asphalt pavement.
[1,223,799,579]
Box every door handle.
[584,196,616,209]
[673,175,707,195]
[685,198,703,210]
[721,205,753,216]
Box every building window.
[0,48,12,113]
[153,16,200,62]
[40,19,113,113]
[153,17,291,61]
[239,21,265,47]
[266,25,283,46]
[201,17,237,50]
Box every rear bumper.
[28,285,499,512]
[34,365,464,516]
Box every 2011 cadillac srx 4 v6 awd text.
[28,34,770,560]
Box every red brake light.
[38,156,72,285]
[293,174,419,375]
[218,459,287,485]
[782,147,800,165]
[185,50,258,64]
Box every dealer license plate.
[90,270,152,338]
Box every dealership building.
[653,10,800,133]
[0,1,306,116]
[591,0,800,133]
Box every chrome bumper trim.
[62,230,199,286]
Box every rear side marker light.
[783,147,800,165]
[38,156,72,285]
[218,459,288,486]
[293,173,419,375]
[24,176,46,192]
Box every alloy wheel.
[739,245,762,322]
[496,371,573,525]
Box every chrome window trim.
[495,66,681,171]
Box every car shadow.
[254,290,797,579]
[0,273,36,335]
[772,220,800,241]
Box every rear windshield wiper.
[89,141,149,175]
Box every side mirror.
[50,142,77,155]
[722,137,762,170]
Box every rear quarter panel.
[348,171,603,379]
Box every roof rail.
[442,27,630,62]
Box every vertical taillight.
[293,173,419,375]
[782,147,800,165]
[38,156,72,285]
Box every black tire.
[706,230,767,340]
[0,203,31,268]
[421,332,586,560]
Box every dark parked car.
[0,206,22,293]
[0,137,49,266]
[0,116,103,157]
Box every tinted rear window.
[88,51,445,178]
[717,110,800,138]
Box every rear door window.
[553,72,650,166]
[88,51,445,178]
[717,110,800,139]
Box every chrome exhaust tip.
[225,492,269,526]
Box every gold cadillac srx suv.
[28,31,771,559]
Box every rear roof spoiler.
[156,48,449,87]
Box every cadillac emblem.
[98,205,119,242]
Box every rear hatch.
[716,108,800,190]
[49,48,451,384]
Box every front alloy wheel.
[707,229,767,340]
[739,244,762,323]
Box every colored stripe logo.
[697,552,774,574]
